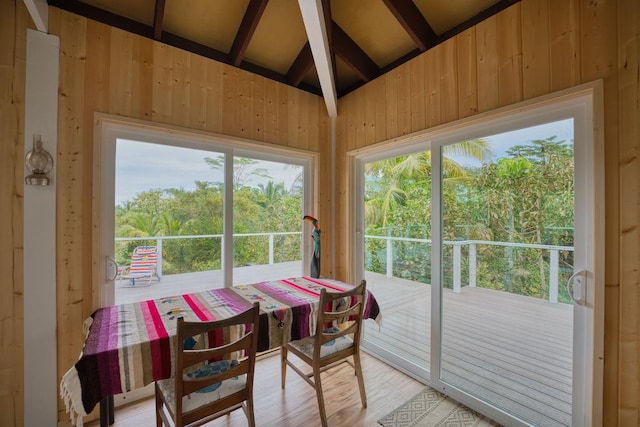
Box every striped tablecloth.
[60,276,381,426]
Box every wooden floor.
[86,351,425,427]
[115,263,573,426]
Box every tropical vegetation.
[116,135,575,303]
[364,136,575,303]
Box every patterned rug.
[378,387,501,427]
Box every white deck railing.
[366,235,574,303]
[116,233,574,303]
[115,232,301,278]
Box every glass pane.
[439,120,574,426]
[362,151,432,372]
[114,139,225,304]
[232,156,304,285]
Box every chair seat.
[157,360,246,415]
[288,326,354,358]
[280,280,368,427]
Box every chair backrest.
[313,280,367,362]
[128,246,158,277]
[173,302,260,425]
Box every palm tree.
[365,139,492,229]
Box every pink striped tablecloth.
[60,276,381,426]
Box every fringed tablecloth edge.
[60,366,87,427]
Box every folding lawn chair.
[117,245,160,287]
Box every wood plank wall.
[335,0,639,424]
[2,0,638,425]
[0,1,29,426]
[43,7,329,424]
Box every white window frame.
[93,114,316,309]
[352,81,604,426]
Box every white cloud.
[115,139,302,205]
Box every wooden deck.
[363,272,572,427]
[116,263,572,426]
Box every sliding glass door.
[359,149,433,377]
[358,90,602,426]
[437,121,575,426]
[231,155,306,285]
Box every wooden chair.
[155,302,260,427]
[280,280,368,427]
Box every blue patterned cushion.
[186,359,239,393]
[157,359,246,414]
[289,326,353,358]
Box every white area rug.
[378,387,501,427]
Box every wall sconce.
[25,134,54,186]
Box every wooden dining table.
[60,276,382,426]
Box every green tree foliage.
[364,136,575,302]
[115,158,303,275]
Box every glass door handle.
[105,256,118,282]
[566,269,586,305]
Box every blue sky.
[115,140,301,205]
[116,119,573,205]
[448,118,574,167]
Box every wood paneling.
[46,7,328,424]
[0,2,28,426]
[335,0,639,423]
[2,0,639,425]
[617,0,640,424]
[521,0,550,99]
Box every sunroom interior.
[1,0,639,426]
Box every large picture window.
[95,117,315,306]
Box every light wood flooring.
[85,350,425,427]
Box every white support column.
[469,243,477,288]
[156,238,163,278]
[549,249,559,303]
[269,234,274,264]
[24,29,59,427]
[386,236,393,277]
[453,244,461,293]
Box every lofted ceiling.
[47,0,520,115]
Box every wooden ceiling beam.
[287,42,314,86]
[298,0,337,117]
[321,0,337,83]
[382,0,437,51]
[153,0,166,41]
[229,0,269,67]
[332,22,379,82]
[288,0,333,88]
[24,0,48,32]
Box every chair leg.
[313,365,329,427]
[280,346,288,389]
[353,352,367,408]
[244,400,256,427]
[154,385,163,427]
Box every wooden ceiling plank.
[298,0,337,117]
[153,0,166,41]
[287,42,314,86]
[48,0,154,38]
[229,0,269,67]
[382,0,437,51]
[438,0,522,43]
[332,22,379,82]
